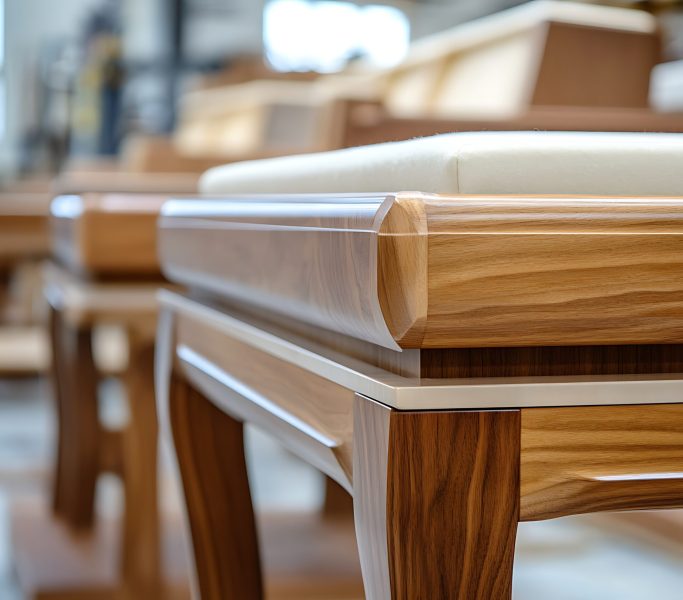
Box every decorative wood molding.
[160,290,683,411]
[159,193,683,349]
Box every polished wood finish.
[162,290,683,411]
[353,397,519,600]
[174,306,354,486]
[159,193,398,349]
[158,289,683,599]
[420,344,683,378]
[520,404,683,521]
[168,371,263,600]
[159,193,683,349]
[51,194,169,276]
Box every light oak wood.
[159,193,683,349]
[51,194,169,276]
[520,404,683,521]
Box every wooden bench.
[156,131,683,599]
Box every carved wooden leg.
[169,371,263,600]
[120,333,161,598]
[49,304,100,530]
[353,394,520,600]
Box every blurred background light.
[264,0,410,72]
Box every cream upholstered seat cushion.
[200,131,683,196]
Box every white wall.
[1,0,103,174]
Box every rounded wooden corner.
[377,193,429,348]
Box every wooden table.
[156,192,683,599]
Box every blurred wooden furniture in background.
[0,190,52,374]
[11,190,188,600]
[173,0,670,159]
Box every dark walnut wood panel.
[520,404,683,521]
[51,193,172,277]
[421,344,683,378]
[158,193,683,349]
[353,396,520,599]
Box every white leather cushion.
[200,131,683,196]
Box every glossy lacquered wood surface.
[353,397,519,600]
[51,193,172,276]
[520,404,683,521]
[159,193,683,349]
[161,290,683,411]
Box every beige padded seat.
[200,131,683,196]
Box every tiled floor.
[2,377,683,599]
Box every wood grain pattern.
[169,370,263,600]
[353,396,520,600]
[159,193,400,349]
[160,291,683,411]
[159,193,683,349]
[175,308,354,487]
[51,193,169,276]
[420,344,683,378]
[520,404,683,521]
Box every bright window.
[264,0,409,73]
